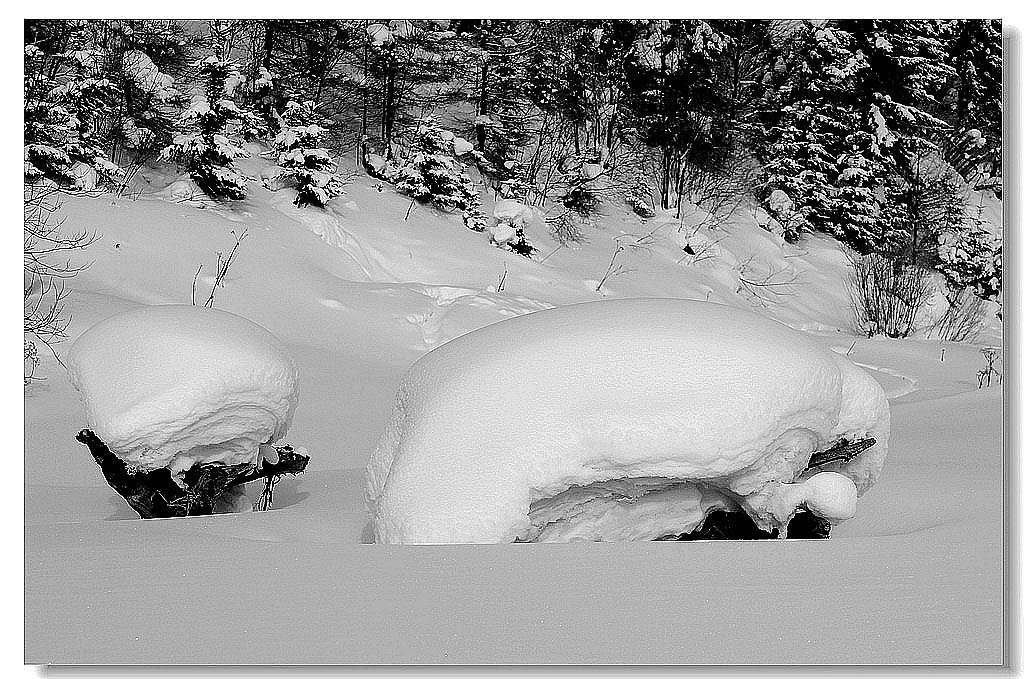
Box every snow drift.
[365,299,890,543]
[67,305,299,483]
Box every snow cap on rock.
[67,305,299,482]
[492,199,533,229]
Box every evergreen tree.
[618,20,730,211]
[273,100,347,208]
[943,19,1001,187]
[160,56,250,199]
[24,21,122,188]
[456,19,537,197]
[92,20,197,166]
[390,117,488,229]
[760,21,956,250]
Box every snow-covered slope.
[24,152,1003,662]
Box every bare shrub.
[977,346,1001,388]
[546,209,587,246]
[682,152,758,229]
[848,252,934,338]
[734,255,801,307]
[24,185,98,382]
[928,287,986,343]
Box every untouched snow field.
[24,153,1003,664]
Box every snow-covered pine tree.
[391,117,489,230]
[24,21,122,189]
[760,21,957,252]
[456,19,544,199]
[935,210,1002,301]
[160,56,250,199]
[273,100,346,208]
[88,20,198,169]
[759,24,881,245]
[618,20,731,213]
[943,20,1001,189]
[363,21,463,160]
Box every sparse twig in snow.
[595,243,634,293]
[496,263,508,293]
[193,229,248,309]
[734,255,800,307]
[677,233,725,266]
[538,244,564,264]
[977,346,1001,388]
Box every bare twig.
[496,263,508,293]
[734,255,801,307]
[193,229,248,309]
[595,243,634,293]
[191,265,202,306]
[24,185,98,382]
[977,346,1002,388]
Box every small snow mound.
[452,137,474,156]
[796,472,859,522]
[69,162,98,191]
[260,166,292,192]
[67,305,299,483]
[489,223,517,246]
[493,199,533,229]
[365,299,889,543]
[364,153,390,179]
[769,189,794,216]
[156,177,207,204]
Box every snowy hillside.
[24,153,1003,663]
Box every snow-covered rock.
[67,305,299,483]
[488,223,517,247]
[364,153,390,180]
[365,299,890,543]
[492,199,533,229]
[768,189,794,217]
[452,137,474,156]
[260,166,293,192]
[69,162,98,191]
[156,177,206,203]
[122,50,176,99]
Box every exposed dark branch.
[805,437,876,471]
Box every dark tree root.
[76,429,309,519]
[655,509,832,541]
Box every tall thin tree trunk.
[359,31,369,168]
[262,21,275,71]
[382,67,396,159]
[477,60,489,150]
[661,148,671,210]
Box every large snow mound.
[366,299,890,543]
[67,305,299,482]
